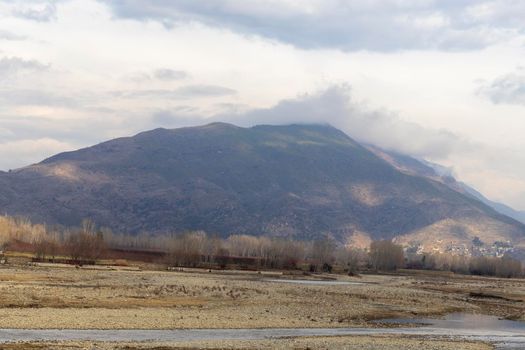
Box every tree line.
[0,215,523,278]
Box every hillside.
[367,145,525,224]
[366,145,525,252]
[0,123,524,248]
[460,186,525,225]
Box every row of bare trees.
[1,215,523,276]
[406,252,523,278]
[0,216,46,249]
[33,219,107,263]
[163,232,373,273]
[0,216,106,264]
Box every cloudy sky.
[1,0,525,210]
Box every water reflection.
[377,313,525,332]
[264,278,364,285]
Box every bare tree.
[496,256,523,278]
[167,231,207,267]
[280,240,306,269]
[34,236,60,262]
[65,220,106,263]
[336,246,365,275]
[310,237,336,272]
[369,240,404,271]
[226,234,260,257]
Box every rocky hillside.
[1,123,524,248]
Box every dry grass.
[0,273,54,282]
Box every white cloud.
[152,68,188,81]
[101,0,524,51]
[478,67,525,105]
[0,30,26,41]
[0,56,48,80]
[10,1,58,22]
[220,85,467,159]
[0,138,74,170]
[129,68,188,82]
[0,89,77,107]
[113,85,236,100]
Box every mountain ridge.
[1,122,524,250]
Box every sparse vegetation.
[0,215,523,278]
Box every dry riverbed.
[0,336,492,350]
[0,264,524,348]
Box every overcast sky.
[1,0,525,210]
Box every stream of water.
[0,313,523,348]
[264,278,365,285]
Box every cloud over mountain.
[222,85,467,159]
[0,0,524,211]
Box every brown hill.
[0,123,523,247]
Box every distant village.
[405,238,515,258]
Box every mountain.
[1,123,524,249]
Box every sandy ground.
[0,264,523,348]
[0,265,523,329]
[0,336,493,350]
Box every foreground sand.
[0,263,524,348]
[0,264,524,329]
[0,336,493,350]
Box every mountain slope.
[1,123,524,247]
[366,145,525,251]
[459,185,525,225]
[367,144,525,225]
